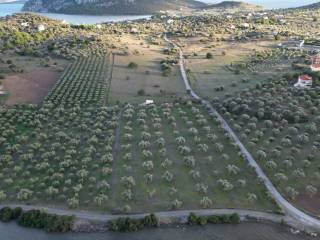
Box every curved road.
[164,34,320,233]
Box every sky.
[199,0,319,9]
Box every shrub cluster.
[188,213,240,226]
[0,207,22,222]
[109,213,159,232]
[18,210,75,232]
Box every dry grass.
[109,35,186,104]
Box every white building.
[241,23,250,29]
[167,19,174,24]
[37,24,46,32]
[294,75,313,88]
[145,100,154,105]
[141,100,154,106]
[21,22,29,27]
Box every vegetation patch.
[216,79,320,215]
[109,213,159,232]
[18,209,74,232]
[188,212,240,226]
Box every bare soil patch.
[294,193,320,217]
[3,68,61,105]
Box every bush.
[109,214,159,232]
[109,217,143,232]
[188,213,240,226]
[128,62,138,69]
[188,212,199,225]
[206,53,213,59]
[142,213,159,227]
[229,213,240,224]
[0,207,21,222]
[18,210,74,232]
[137,89,145,96]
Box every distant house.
[145,100,154,105]
[294,75,313,88]
[21,22,29,27]
[310,54,320,72]
[141,100,154,106]
[37,24,46,32]
[241,23,250,29]
[167,19,174,24]
[130,27,139,34]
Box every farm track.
[110,108,124,207]
[163,34,320,233]
[104,53,115,106]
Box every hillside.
[295,1,320,10]
[23,0,206,15]
[202,1,263,11]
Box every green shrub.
[188,212,199,225]
[128,62,138,69]
[207,215,220,224]
[206,53,213,59]
[188,213,240,226]
[142,213,159,227]
[18,210,74,232]
[137,89,145,96]
[0,207,22,222]
[109,214,159,232]
[229,213,240,224]
[109,217,144,232]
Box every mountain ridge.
[23,0,207,15]
[294,1,320,10]
[201,1,263,11]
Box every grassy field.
[108,35,186,104]
[177,37,284,99]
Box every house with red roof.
[294,75,313,88]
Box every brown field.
[294,192,320,218]
[3,68,62,105]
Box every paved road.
[164,35,320,233]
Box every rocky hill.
[23,0,206,15]
[295,1,320,10]
[202,1,263,11]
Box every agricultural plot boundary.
[45,54,110,107]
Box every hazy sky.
[199,0,319,9]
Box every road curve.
[164,34,320,233]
